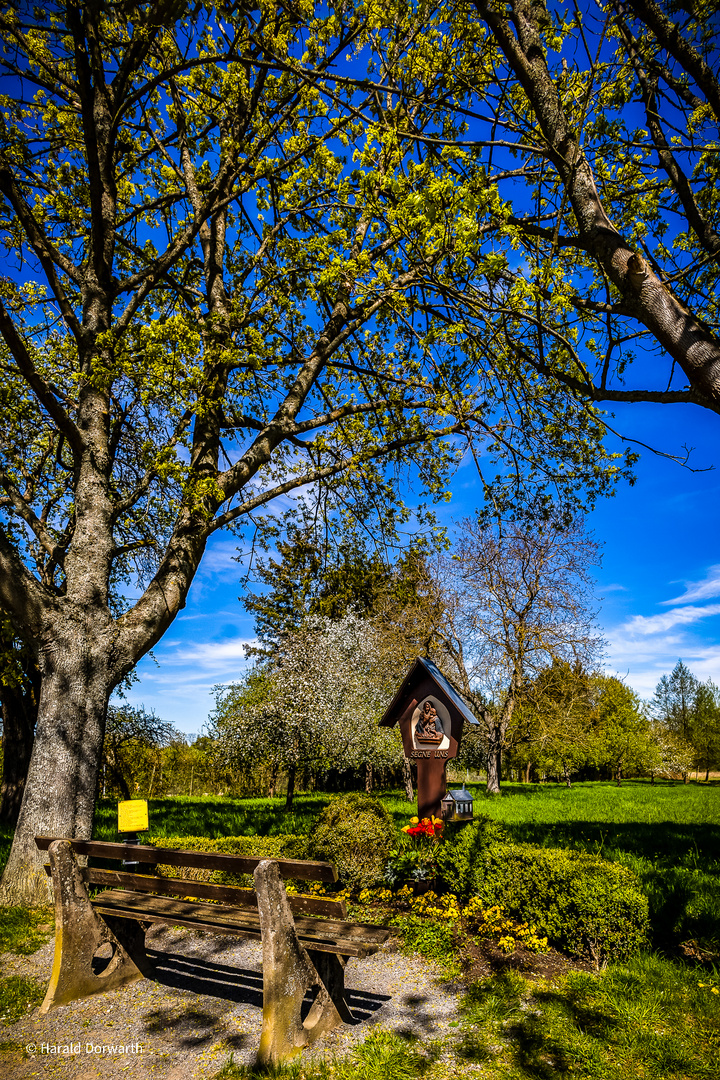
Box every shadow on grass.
[93,794,334,841]
[457,961,711,1079]
[501,819,720,865]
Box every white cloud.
[661,563,720,605]
[174,637,257,665]
[602,581,720,698]
[604,638,720,699]
[195,538,242,580]
[119,635,258,732]
[621,603,720,636]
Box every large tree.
[516,660,601,787]
[2,1,617,903]
[651,661,720,779]
[0,0,713,903]
[210,612,401,807]
[430,513,602,793]
[596,675,654,785]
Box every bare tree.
[432,515,602,794]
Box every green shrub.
[308,794,397,893]
[435,813,508,896]
[146,834,308,887]
[440,823,649,966]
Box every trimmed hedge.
[439,821,649,966]
[309,794,397,893]
[146,833,308,887]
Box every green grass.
[3,780,718,952]
[451,779,720,953]
[0,906,53,955]
[455,954,720,1079]
[209,957,720,1080]
[1,781,718,1076]
[0,974,45,1023]
[213,1028,439,1079]
[92,793,335,842]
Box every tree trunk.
[0,635,112,905]
[486,740,502,795]
[402,757,414,801]
[285,763,296,810]
[524,761,531,784]
[268,763,278,798]
[109,761,131,800]
[616,767,622,786]
[650,772,655,785]
[0,676,38,825]
[563,763,572,788]
[364,762,373,794]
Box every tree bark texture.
[364,763,373,794]
[485,737,502,795]
[402,757,414,801]
[0,620,120,905]
[285,764,296,810]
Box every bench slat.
[35,837,338,882]
[96,889,388,943]
[92,890,381,957]
[41,864,348,920]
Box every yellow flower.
[410,816,419,824]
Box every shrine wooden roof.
[379,656,479,728]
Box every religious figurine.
[414,700,444,745]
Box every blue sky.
[122,394,720,736]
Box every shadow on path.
[145,949,391,1022]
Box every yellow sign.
[117,800,149,834]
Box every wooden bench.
[35,837,390,1064]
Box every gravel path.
[1,925,462,1079]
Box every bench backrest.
[35,837,337,881]
[36,837,346,920]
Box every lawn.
[2,780,718,1080]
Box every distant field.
[87,778,719,845]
